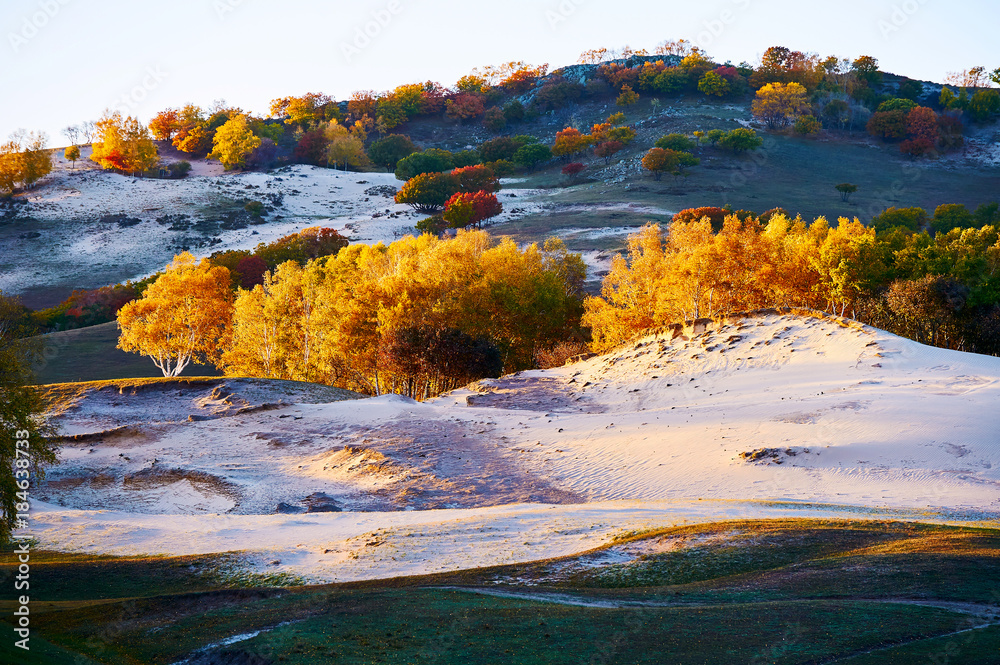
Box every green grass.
[28,321,221,385]
[2,519,998,664]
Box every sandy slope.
[29,312,1000,582]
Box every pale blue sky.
[1,0,997,146]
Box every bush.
[168,161,192,178]
[483,107,507,133]
[479,137,520,163]
[655,133,695,152]
[562,162,585,178]
[394,172,460,212]
[416,214,447,235]
[716,128,763,152]
[867,110,907,141]
[487,159,515,177]
[367,134,418,171]
[793,115,821,135]
[876,98,918,113]
[871,206,928,233]
[395,149,454,180]
[513,143,552,171]
[672,207,728,231]
[503,100,525,123]
[452,150,481,168]
[244,200,265,217]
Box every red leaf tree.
[442,191,503,228]
[452,164,500,194]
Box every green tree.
[367,134,418,172]
[717,128,763,152]
[697,71,730,97]
[655,133,696,151]
[616,85,639,107]
[208,114,261,170]
[64,144,80,169]
[851,55,882,85]
[513,143,552,171]
[871,206,928,233]
[395,149,454,180]
[931,204,975,235]
[394,172,460,212]
[0,293,57,545]
[835,183,857,202]
[968,89,1000,122]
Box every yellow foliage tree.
[91,111,158,174]
[117,253,233,377]
[209,114,261,169]
[220,231,585,397]
[583,214,847,351]
[324,122,368,171]
[751,82,810,129]
[0,131,51,194]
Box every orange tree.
[551,127,591,160]
[641,147,680,180]
[117,253,233,377]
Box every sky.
[1,0,997,146]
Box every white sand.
[28,312,1000,582]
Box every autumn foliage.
[218,232,585,396]
[443,191,503,228]
[117,253,234,376]
[583,214,1000,355]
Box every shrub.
[513,143,552,171]
[483,107,507,133]
[793,115,821,135]
[655,133,695,152]
[562,162,585,178]
[395,149,454,180]
[871,206,927,233]
[867,110,907,141]
[717,128,763,152]
[394,172,460,212]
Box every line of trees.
[117,232,586,398]
[583,210,1000,355]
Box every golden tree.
[91,111,157,174]
[325,122,367,171]
[209,114,260,169]
[751,82,810,129]
[117,253,233,377]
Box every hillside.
[3,72,999,309]
[29,311,999,584]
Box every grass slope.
[3,520,998,664]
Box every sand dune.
[31,311,1000,582]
